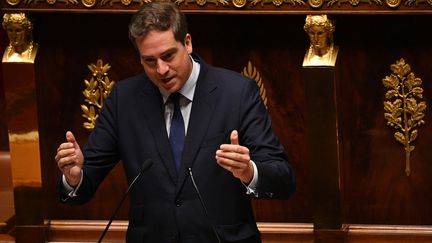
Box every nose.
[312,33,319,43]
[156,59,170,75]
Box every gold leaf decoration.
[7,0,432,7]
[250,0,305,6]
[22,0,79,4]
[382,58,426,176]
[404,0,432,5]
[232,0,247,7]
[100,0,150,6]
[81,59,115,131]
[326,0,382,6]
[241,61,268,109]
[81,0,97,7]
[6,0,21,6]
[174,0,229,5]
[385,0,401,8]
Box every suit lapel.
[176,64,219,194]
[137,81,178,184]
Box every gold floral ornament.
[404,0,432,5]
[174,0,229,6]
[382,58,426,176]
[81,59,115,131]
[385,0,401,8]
[241,61,268,109]
[81,0,97,7]
[326,0,382,6]
[232,0,248,7]
[100,0,151,6]
[250,0,305,6]
[6,0,21,6]
[20,0,79,4]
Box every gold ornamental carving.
[19,0,79,4]
[382,58,426,176]
[326,0,382,6]
[232,0,247,7]
[100,0,147,5]
[250,0,305,6]
[81,59,115,131]
[5,0,432,7]
[404,0,432,5]
[174,0,229,6]
[82,0,97,7]
[308,0,324,8]
[241,61,268,108]
[385,0,401,7]
[6,0,21,6]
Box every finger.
[57,142,74,152]
[230,130,239,145]
[219,144,249,155]
[66,131,80,150]
[57,156,76,170]
[216,158,246,177]
[66,131,75,143]
[55,147,76,161]
[217,151,246,163]
[215,154,247,169]
[216,156,233,171]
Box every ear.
[184,33,193,54]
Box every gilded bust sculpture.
[2,13,38,63]
[303,14,338,67]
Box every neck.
[12,42,32,54]
[314,45,331,57]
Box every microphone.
[98,159,153,243]
[184,160,221,243]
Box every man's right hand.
[55,131,84,187]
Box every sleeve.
[59,85,121,205]
[238,79,296,199]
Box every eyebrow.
[141,47,178,59]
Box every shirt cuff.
[242,160,258,196]
[62,170,83,198]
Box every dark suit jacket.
[59,54,295,243]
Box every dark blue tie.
[169,93,185,172]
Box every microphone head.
[140,159,153,173]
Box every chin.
[161,85,178,94]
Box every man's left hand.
[216,130,254,184]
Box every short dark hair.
[129,1,188,46]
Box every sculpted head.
[304,15,335,57]
[2,13,33,54]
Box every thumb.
[66,131,79,149]
[230,130,239,145]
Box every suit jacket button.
[175,200,182,207]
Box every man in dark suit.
[55,1,295,242]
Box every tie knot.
[170,92,182,107]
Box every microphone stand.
[98,159,153,243]
[186,167,222,243]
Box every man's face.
[136,29,193,94]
